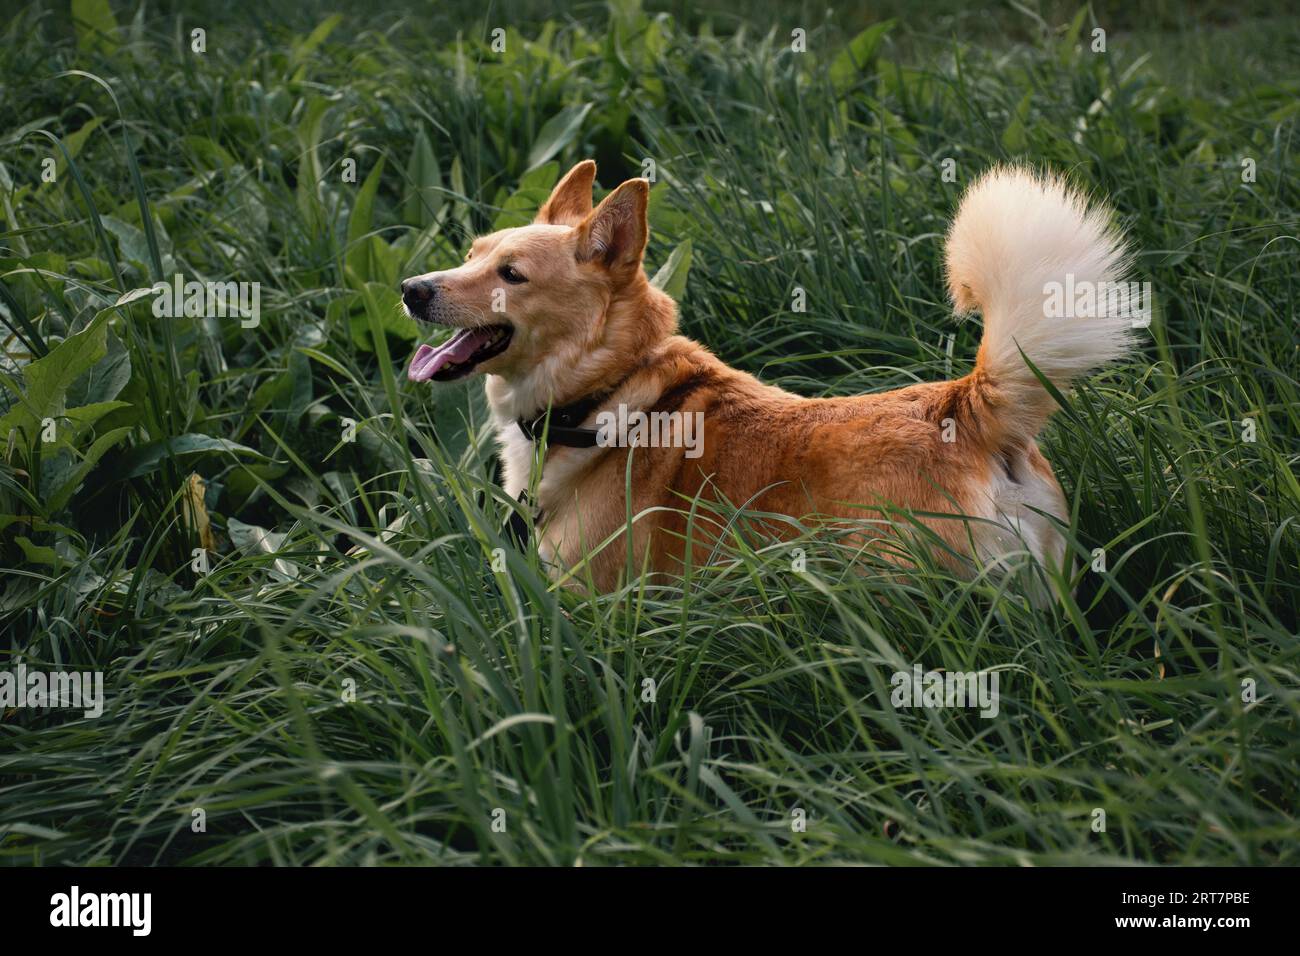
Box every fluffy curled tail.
[946,165,1136,447]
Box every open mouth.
[407,324,513,382]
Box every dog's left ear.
[537,160,597,226]
[576,178,649,274]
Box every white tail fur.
[946,165,1135,446]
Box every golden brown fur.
[403,161,1135,593]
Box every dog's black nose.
[401,277,436,314]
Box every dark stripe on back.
[651,369,717,415]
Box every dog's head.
[403,160,670,396]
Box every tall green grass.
[0,0,1296,864]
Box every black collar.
[516,371,637,448]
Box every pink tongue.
[408,328,493,382]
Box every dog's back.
[533,167,1135,591]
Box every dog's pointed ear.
[576,178,649,274]
[536,160,597,226]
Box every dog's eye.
[464,251,473,262]
[498,264,527,284]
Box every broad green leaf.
[526,103,593,172]
[291,14,342,67]
[0,309,111,444]
[50,117,104,184]
[430,375,488,465]
[71,0,118,53]
[404,127,444,228]
[43,426,133,511]
[650,239,693,301]
[492,162,559,230]
[67,329,131,408]
[345,156,388,288]
[349,282,417,351]
[830,20,895,95]
[15,536,59,567]
[102,215,152,271]
[58,401,130,443]
[1002,92,1033,153]
[118,434,266,479]
[115,286,155,307]
[294,97,331,225]
[1058,5,1089,63]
